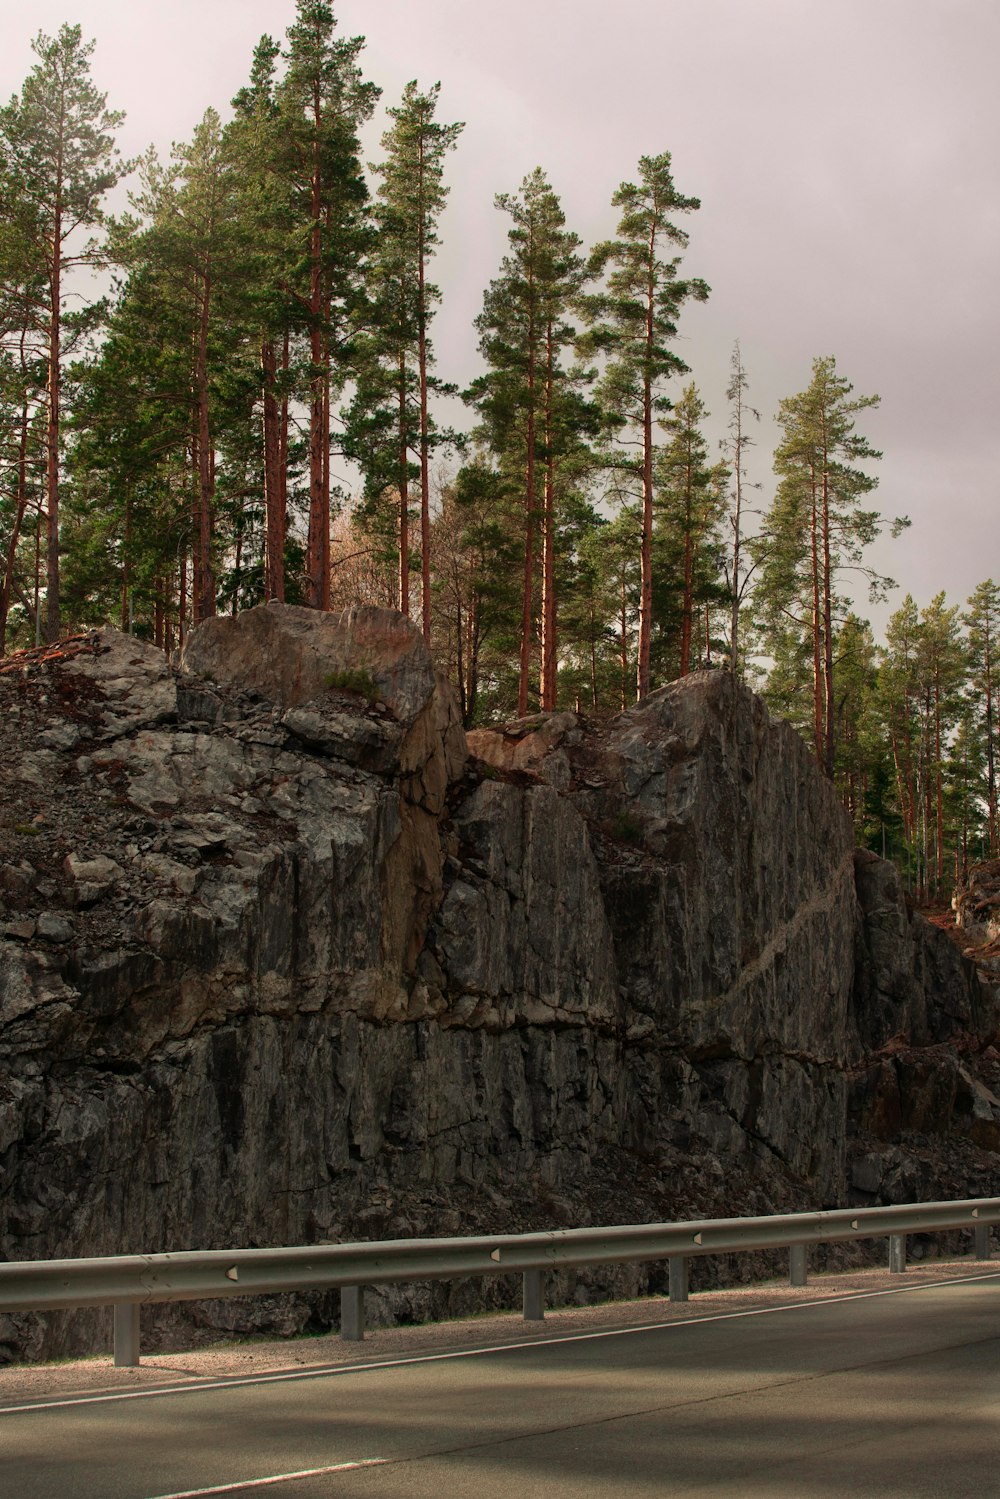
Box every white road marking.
[146,1458,388,1498]
[1,1269,997,1419]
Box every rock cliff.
[1,604,998,1360]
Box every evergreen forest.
[2,6,997,904]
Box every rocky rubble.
[1,604,998,1361]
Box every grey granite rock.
[0,614,997,1361]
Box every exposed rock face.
[954,858,1000,958]
[1,608,998,1361]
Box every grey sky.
[3,0,998,636]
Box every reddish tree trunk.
[637,226,656,701]
[821,430,836,780]
[417,134,432,644]
[517,255,537,718]
[121,487,131,631]
[305,91,327,610]
[810,466,824,772]
[540,318,557,709]
[194,272,216,623]
[44,194,62,644]
[619,574,629,712]
[679,448,695,677]
[984,616,997,855]
[178,554,188,647]
[934,674,945,889]
[398,347,410,616]
[261,338,284,602]
[0,396,31,655]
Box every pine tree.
[0,191,48,651]
[963,579,1000,856]
[719,342,760,673]
[581,152,708,700]
[467,169,591,714]
[651,383,728,678]
[917,593,966,894]
[433,464,521,724]
[279,1,378,610]
[878,594,923,887]
[831,612,880,838]
[754,356,904,778]
[230,34,293,605]
[0,25,125,641]
[120,113,251,625]
[370,81,462,634]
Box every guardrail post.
[888,1233,906,1274]
[974,1224,991,1260]
[789,1243,808,1287]
[341,1284,365,1341]
[668,1256,688,1303]
[522,1268,545,1321]
[113,1303,140,1367]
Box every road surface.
[1,1270,998,1498]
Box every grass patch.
[323,667,380,702]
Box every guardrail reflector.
[226,1267,239,1281]
[490,1249,501,1263]
[693,1233,703,1245]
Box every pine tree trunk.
[0,396,31,656]
[679,453,695,677]
[934,674,944,891]
[821,440,836,780]
[454,593,465,718]
[305,99,326,610]
[730,391,742,672]
[194,273,215,623]
[517,259,537,718]
[890,733,912,846]
[637,231,656,701]
[121,487,131,631]
[321,346,331,611]
[261,338,284,602]
[985,623,997,854]
[810,467,824,771]
[540,317,557,709]
[279,330,290,563]
[398,346,410,616]
[178,554,188,647]
[620,574,629,712]
[590,620,598,710]
[44,195,62,644]
[417,136,432,644]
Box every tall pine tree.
[279,1,377,610]
[581,152,708,700]
[0,24,125,640]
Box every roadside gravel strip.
[0,1258,994,1409]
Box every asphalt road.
[2,1271,999,1499]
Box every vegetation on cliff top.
[1,7,995,900]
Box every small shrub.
[612,810,643,844]
[323,667,379,701]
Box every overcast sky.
[3,0,998,638]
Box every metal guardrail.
[1,1197,996,1368]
